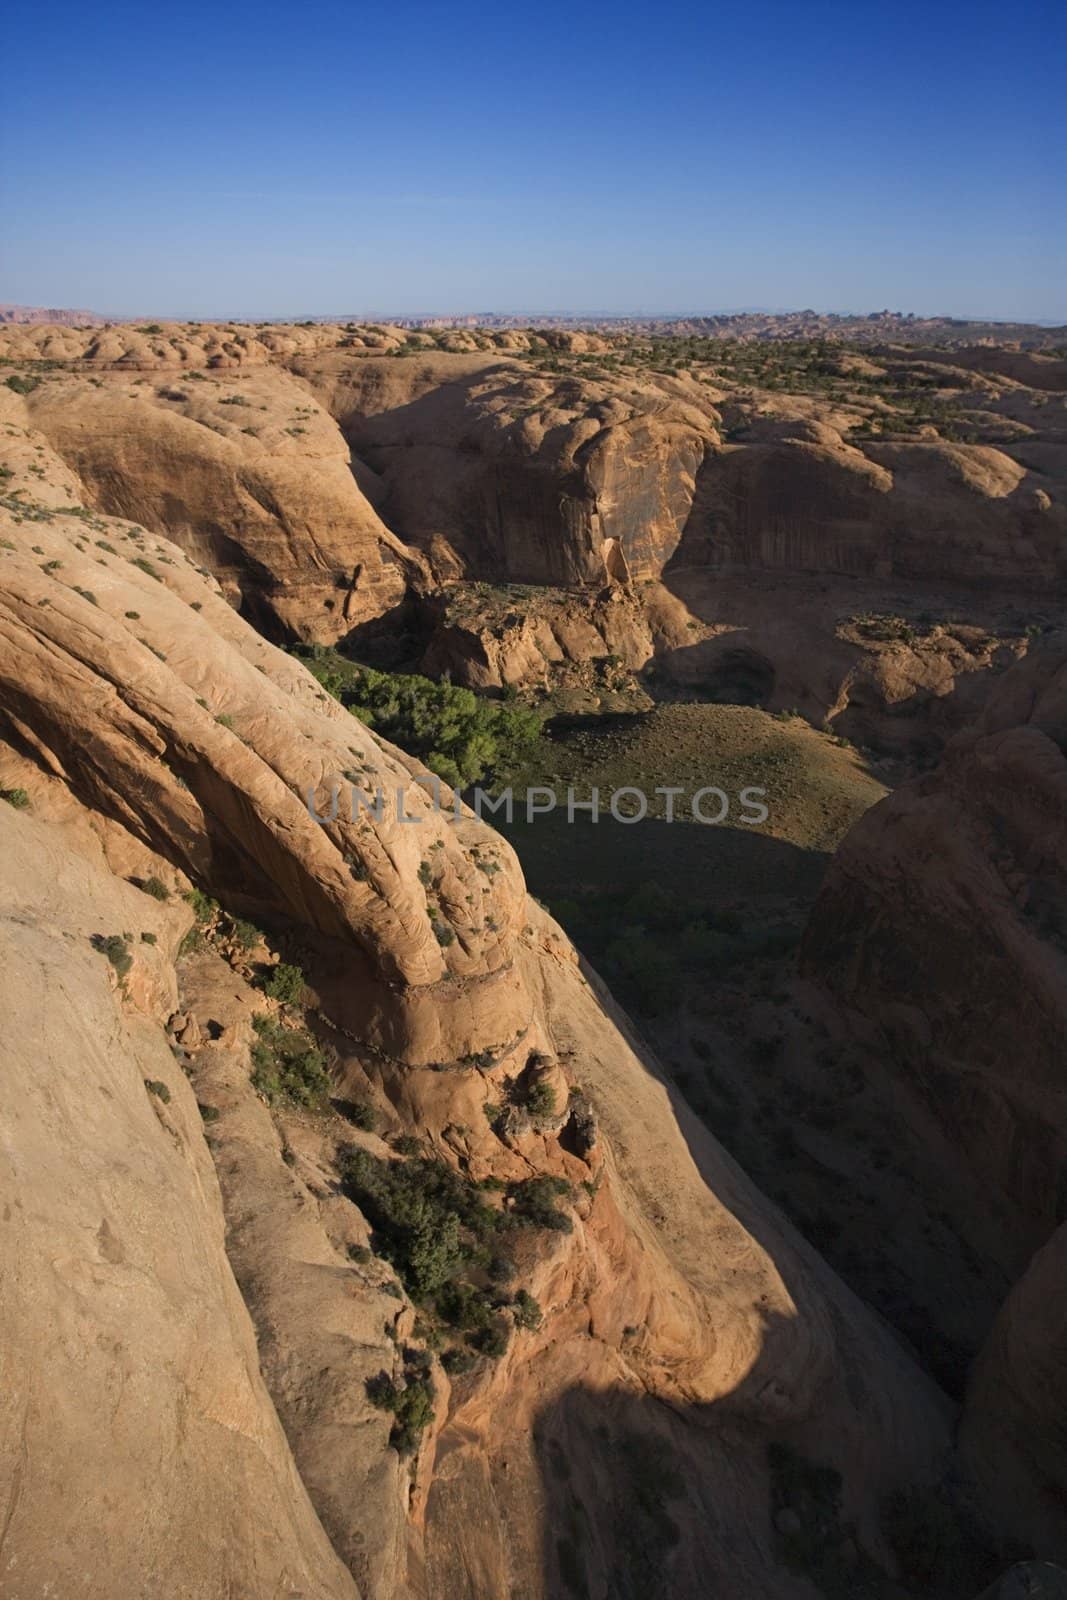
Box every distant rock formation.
[0,302,108,325]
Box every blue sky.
[2,0,1064,320]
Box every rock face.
[963,1227,1067,1565]
[677,417,1066,588]
[0,809,361,1600]
[801,637,1067,1272]
[0,424,958,1596]
[308,351,713,586]
[800,638,1067,1560]
[11,364,423,642]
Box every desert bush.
[507,1174,573,1232]
[144,1079,171,1103]
[471,1318,510,1358]
[228,916,261,951]
[512,1288,542,1329]
[258,961,305,1004]
[0,787,30,809]
[441,1346,477,1375]
[250,1014,330,1107]
[184,887,217,923]
[337,1098,378,1131]
[91,932,132,980]
[366,1367,435,1456]
[139,875,169,901]
[340,1146,497,1297]
[524,1077,557,1119]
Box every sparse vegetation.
[91,932,133,980]
[250,1014,330,1106]
[0,787,30,809]
[293,646,543,787]
[339,1145,567,1361]
[366,1357,435,1456]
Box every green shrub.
[525,1078,557,1119]
[250,1014,330,1107]
[139,875,169,901]
[507,1175,573,1232]
[144,1078,171,1103]
[341,1146,498,1299]
[227,916,261,951]
[472,1319,510,1357]
[91,932,133,979]
[437,1278,494,1331]
[294,649,543,786]
[177,925,204,957]
[131,556,162,581]
[260,961,305,1004]
[366,1368,435,1456]
[0,787,30,809]
[140,931,157,945]
[441,1346,477,1375]
[767,1440,846,1582]
[338,1098,378,1131]
[184,888,217,923]
[5,374,40,396]
[391,1133,424,1156]
[512,1288,542,1329]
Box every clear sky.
[2,0,1064,321]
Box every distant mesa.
[0,304,109,326]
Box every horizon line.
[4,303,1066,329]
